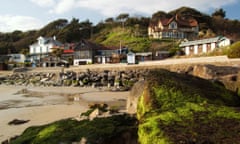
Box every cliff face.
[136,69,240,144]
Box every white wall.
[218,39,231,47]
[203,44,207,53]
[211,43,216,51]
[194,45,198,55]
[73,59,92,66]
[185,47,190,55]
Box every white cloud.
[30,0,238,16]
[49,0,77,14]
[0,15,44,32]
[29,0,55,7]
[76,0,238,16]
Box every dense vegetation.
[137,69,240,143]
[0,7,240,55]
[227,41,240,58]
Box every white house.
[29,36,63,63]
[179,36,231,56]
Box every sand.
[0,85,129,141]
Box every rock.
[126,80,145,114]
[40,77,49,82]
[89,108,100,120]
[192,64,216,79]
[1,139,8,144]
[8,119,30,125]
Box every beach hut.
[127,52,136,64]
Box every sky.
[0,0,239,33]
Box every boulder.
[126,80,145,114]
[137,69,240,144]
[8,119,30,125]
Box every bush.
[227,41,240,58]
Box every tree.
[105,17,115,23]
[79,19,93,39]
[51,48,64,61]
[212,8,226,18]
[116,13,129,28]
[60,18,81,42]
[152,11,167,20]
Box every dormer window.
[38,36,45,45]
[169,21,177,29]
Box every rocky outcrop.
[190,64,240,92]
[137,69,240,144]
[126,80,145,114]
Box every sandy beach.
[0,85,129,141]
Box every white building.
[179,36,231,56]
[8,54,26,63]
[29,36,63,63]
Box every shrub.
[227,41,240,58]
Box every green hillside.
[0,6,240,55]
[93,26,151,52]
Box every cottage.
[73,40,98,65]
[148,14,198,39]
[179,36,231,56]
[95,46,128,64]
[29,36,63,66]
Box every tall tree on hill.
[38,19,68,37]
[117,13,129,28]
[212,8,226,18]
[79,19,93,39]
[58,18,81,43]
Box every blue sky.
[0,0,239,32]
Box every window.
[169,21,177,29]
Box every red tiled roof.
[151,14,198,28]
[64,49,74,53]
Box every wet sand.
[0,85,129,141]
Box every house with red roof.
[148,14,199,39]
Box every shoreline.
[0,85,129,141]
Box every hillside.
[93,27,151,52]
[0,7,240,55]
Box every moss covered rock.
[11,114,138,144]
[137,69,240,144]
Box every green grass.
[98,27,151,52]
